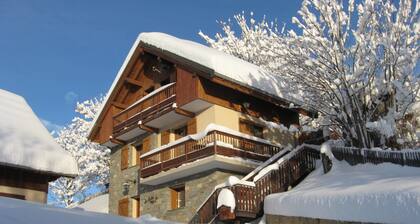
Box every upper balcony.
[139,125,283,185]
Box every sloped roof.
[0,89,78,177]
[89,32,303,138]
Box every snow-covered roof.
[0,197,176,224]
[89,32,303,138]
[0,89,78,176]
[264,160,420,223]
[139,32,301,104]
[75,193,109,213]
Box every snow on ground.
[0,196,175,224]
[264,161,420,224]
[75,193,109,213]
[0,89,78,176]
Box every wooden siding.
[0,166,57,193]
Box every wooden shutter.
[161,130,170,145]
[143,137,151,153]
[118,198,129,217]
[187,118,197,135]
[170,188,178,210]
[136,144,143,166]
[121,146,129,170]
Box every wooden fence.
[331,146,420,167]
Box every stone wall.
[108,146,139,216]
[139,169,244,223]
[266,214,363,224]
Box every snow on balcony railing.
[113,83,176,131]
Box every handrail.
[140,130,283,170]
[113,84,176,128]
[189,145,320,224]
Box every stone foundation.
[140,169,244,223]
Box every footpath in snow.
[264,160,420,224]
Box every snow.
[217,188,236,212]
[264,161,420,224]
[215,176,255,190]
[0,196,176,224]
[0,89,78,176]
[140,123,282,158]
[75,193,109,213]
[139,32,300,104]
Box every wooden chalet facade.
[88,33,310,222]
[0,89,78,203]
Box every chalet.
[88,32,310,222]
[0,89,78,203]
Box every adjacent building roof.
[89,32,303,138]
[0,89,78,177]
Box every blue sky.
[0,0,301,131]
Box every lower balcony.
[139,125,283,185]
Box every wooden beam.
[174,108,195,118]
[110,137,126,146]
[138,124,159,133]
[112,101,128,110]
[125,78,143,87]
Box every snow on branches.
[201,0,419,148]
[49,97,110,207]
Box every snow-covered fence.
[331,146,420,167]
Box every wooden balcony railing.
[189,145,320,224]
[140,130,283,178]
[113,83,176,134]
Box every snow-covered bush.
[201,0,419,148]
[49,97,110,207]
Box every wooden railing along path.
[189,145,320,224]
[140,130,283,178]
[113,83,176,134]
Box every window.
[239,120,264,138]
[170,185,185,209]
[173,126,187,140]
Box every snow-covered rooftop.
[139,32,300,103]
[264,160,420,223]
[0,89,78,176]
[0,197,175,224]
[75,193,109,214]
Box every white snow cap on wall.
[0,89,78,176]
[139,32,301,103]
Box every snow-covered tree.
[201,0,419,148]
[49,97,110,207]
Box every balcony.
[112,83,178,141]
[139,126,283,184]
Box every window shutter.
[187,118,197,135]
[118,198,129,217]
[136,144,143,166]
[161,130,170,145]
[170,188,178,210]
[121,146,129,170]
[143,137,151,153]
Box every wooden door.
[118,198,129,217]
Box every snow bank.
[217,189,236,212]
[139,32,301,104]
[75,193,109,213]
[264,161,420,223]
[0,196,176,224]
[0,89,78,176]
